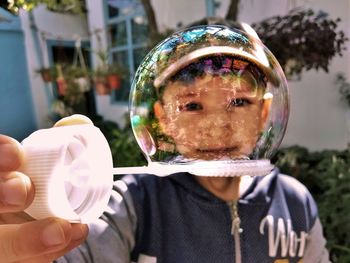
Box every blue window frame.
[105,0,149,102]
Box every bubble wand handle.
[20,125,274,223]
[112,165,185,177]
[112,160,274,177]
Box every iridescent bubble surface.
[130,24,289,168]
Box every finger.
[0,211,34,224]
[0,135,24,172]
[18,224,89,263]
[0,171,34,213]
[0,218,77,262]
[54,114,93,127]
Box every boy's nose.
[197,120,233,138]
[196,118,233,137]
[203,113,235,127]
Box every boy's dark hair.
[170,55,267,84]
[157,55,267,99]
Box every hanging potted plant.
[64,65,91,93]
[106,63,129,90]
[36,67,56,83]
[92,49,111,95]
[92,49,129,94]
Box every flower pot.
[107,74,121,90]
[40,69,53,82]
[56,78,67,96]
[94,77,110,95]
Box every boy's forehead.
[162,75,261,100]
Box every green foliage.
[49,64,91,119]
[8,0,85,14]
[93,49,129,77]
[94,118,147,169]
[273,146,350,263]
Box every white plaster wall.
[152,0,206,31]
[20,4,89,128]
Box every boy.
[0,24,329,263]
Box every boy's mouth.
[197,146,239,154]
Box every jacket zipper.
[229,201,242,263]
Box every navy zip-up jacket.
[58,170,330,263]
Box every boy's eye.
[180,102,203,111]
[230,98,251,107]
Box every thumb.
[54,114,93,127]
[0,218,73,262]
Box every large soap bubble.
[129,24,289,176]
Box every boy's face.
[158,73,269,160]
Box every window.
[106,0,149,101]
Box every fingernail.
[41,221,67,247]
[0,176,28,206]
[71,224,87,241]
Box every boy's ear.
[260,96,272,130]
[154,101,168,133]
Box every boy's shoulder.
[259,171,319,220]
[242,170,317,213]
[274,172,315,205]
[248,170,312,199]
[275,173,311,197]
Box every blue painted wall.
[0,8,37,141]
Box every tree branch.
[225,0,240,21]
[140,0,159,37]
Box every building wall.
[0,8,36,141]
[87,0,350,151]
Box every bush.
[94,118,147,169]
[252,9,348,79]
[273,146,350,262]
